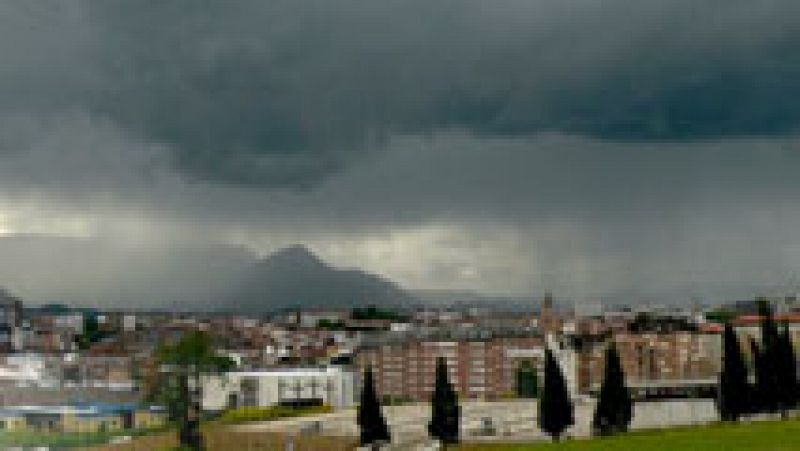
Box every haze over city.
[2,1,800,309]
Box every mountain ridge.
[224,245,416,312]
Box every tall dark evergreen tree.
[538,348,574,441]
[358,365,390,447]
[428,357,460,445]
[592,342,632,435]
[516,360,539,399]
[784,323,798,409]
[755,299,781,413]
[776,323,798,416]
[748,336,762,414]
[717,323,750,421]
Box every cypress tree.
[776,323,798,415]
[428,357,460,445]
[755,299,781,413]
[748,337,762,414]
[717,323,750,421]
[538,348,574,441]
[785,324,798,409]
[358,365,390,447]
[516,360,539,398]
[592,342,632,435]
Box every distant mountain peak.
[231,244,415,312]
[262,245,325,268]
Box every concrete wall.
[631,400,717,429]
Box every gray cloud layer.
[1,1,800,306]
[4,1,800,187]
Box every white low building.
[202,365,358,412]
[0,354,52,386]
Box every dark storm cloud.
[3,1,800,305]
[3,1,800,188]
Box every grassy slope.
[460,419,800,451]
[91,427,357,451]
[90,422,357,450]
[0,426,170,448]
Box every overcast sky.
[2,1,800,306]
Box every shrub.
[220,405,332,423]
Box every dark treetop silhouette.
[358,365,391,447]
[717,322,751,421]
[429,357,460,445]
[538,348,574,441]
[592,342,632,435]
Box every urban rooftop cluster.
[1,288,799,447]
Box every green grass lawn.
[219,404,333,423]
[0,425,170,448]
[460,418,800,450]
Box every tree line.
[357,343,632,447]
[358,357,461,448]
[360,298,798,447]
[718,298,798,420]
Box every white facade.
[546,333,578,398]
[202,366,358,412]
[0,354,51,386]
[298,311,346,328]
[122,314,137,332]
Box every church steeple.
[539,291,559,335]
[543,290,553,310]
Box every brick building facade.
[576,331,721,394]
[357,332,545,402]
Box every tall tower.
[540,291,576,397]
[0,288,22,352]
[539,291,559,335]
[542,291,553,311]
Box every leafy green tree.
[357,365,390,447]
[76,313,107,350]
[593,342,632,435]
[428,357,460,445]
[516,360,539,398]
[316,319,346,330]
[351,305,409,321]
[717,323,751,421]
[706,309,738,324]
[149,330,234,450]
[538,348,574,441]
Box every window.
[241,377,259,407]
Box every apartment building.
[356,329,546,402]
[0,289,22,352]
[576,330,721,398]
